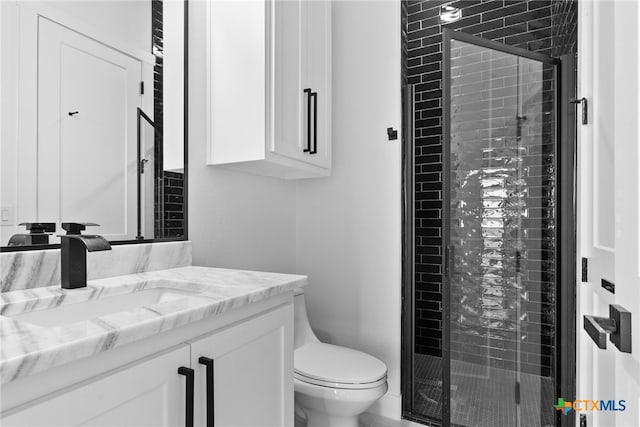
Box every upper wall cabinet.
[206,0,331,179]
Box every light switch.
[1,206,14,226]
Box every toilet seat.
[294,342,387,390]
[294,371,387,390]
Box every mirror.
[0,0,187,249]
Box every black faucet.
[7,222,56,246]
[58,222,112,289]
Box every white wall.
[296,0,403,419]
[50,1,150,53]
[188,0,297,274]
[189,0,402,417]
[0,1,19,244]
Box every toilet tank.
[293,288,319,349]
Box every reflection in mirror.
[0,0,186,249]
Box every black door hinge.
[580,413,587,427]
[581,257,588,282]
[139,81,145,95]
[570,97,588,125]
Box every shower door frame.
[401,28,577,427]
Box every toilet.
[293,289,388,427]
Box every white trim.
[204,0,213,164]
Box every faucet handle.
[61,222,100,235]
[18,222,56,234]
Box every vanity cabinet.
[205,0,331,179]
[190,302,293,426]
[2,345,190,426]
[2,303,293,427]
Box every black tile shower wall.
[406,0,577,376]
[152,0,164,177]
[163,171,185,238]
[152,0,165,238]
[551,0,577,57]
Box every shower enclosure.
[402,28,576,427]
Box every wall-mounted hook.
[570,97,588,125]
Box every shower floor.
[413,354,554,427]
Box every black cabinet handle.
[178,367,194,427]
[304,88,312,153]
[310,92,318,154]
[198,357,215,427]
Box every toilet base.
[294,379,387,427]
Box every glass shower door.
[443,30,558,427]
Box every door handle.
[310,91,318,154]
[199,357,215,427]
[583,304,632,353]
[178,367,195,427]
[304,89,312,153]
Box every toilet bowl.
[294,289,388,427]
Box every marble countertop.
[0,266,306,384]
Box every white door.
[2,345,190,426]
[189,304,294,427]
[578,2,640,426]
[38,17,141,241]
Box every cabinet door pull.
[177,367,194,427]
[198,357,215,427]
[311,92,318,154]
[304,88,312,153]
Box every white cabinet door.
[300,0,331,170]
[271,0,305,164]
[206,0,267,165]
[2,345,191,426]
[190,304,294,427]
[205,0,331,179]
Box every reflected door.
[443,30,558,427]
[38,18,141,241]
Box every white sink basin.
[8,287,198,327]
